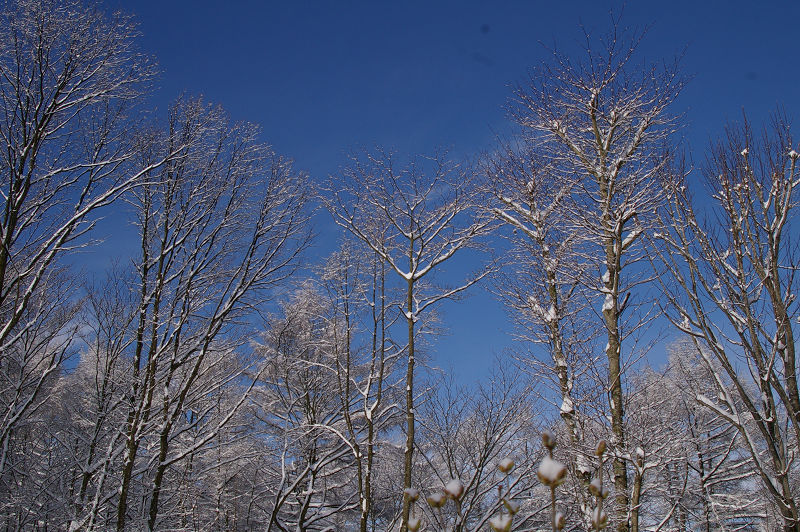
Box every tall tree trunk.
[604,223,629,532]
[401,275,415,532]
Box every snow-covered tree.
[0,0,160,489]
[414,369,545,531]
[504,23,683,532]
[60,274,137,530]
[325,148,493,531]
[321,243,404,531]
[656,113,800,531]
[113,97,310,531]
[485,139,600,521]
[641,344,762,531]
[252,284,357,531]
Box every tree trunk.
[604,224,629,532]
[401,276,415,532]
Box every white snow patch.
[560,395,574,414]
[622,228,642,248]
[577,454,592,475]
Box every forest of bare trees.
[1,1,798,530]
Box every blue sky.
[104,1,800,382]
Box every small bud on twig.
[537,456,567,487]
[589,477,603,497]
[489,514,513,532]
[404,488,420,503]
[542,430,556,450]
[595,440,607,457]
[591,507,609,529]
[498,457,515,474]
[555,511,566,530]
[427,491,447,509]
[444,478,464,500]
[502,498,520,515]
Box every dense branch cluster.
[0,1,798,531]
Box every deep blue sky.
[104,1,800,383]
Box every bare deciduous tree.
[253,284,356,531]
[506,23,682,532]
[322,243,403,531]
[642,345,762,531]
[485,141,599,508]
[325,149,493,531]
[656,113,800,531]
[415,369,544,532]
[0,0,165,496]
[114,98,310,531]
